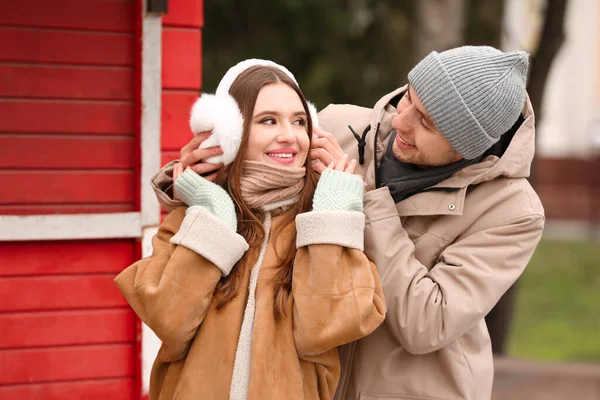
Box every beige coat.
[115,202,385,400]
[151,86,545,399]
[319,86,545,400]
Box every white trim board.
[0,213,142,241]
[140,10,162,228]
[140,4,163,397]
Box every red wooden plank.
[0,136,136,169]
[162,0,204,28]
[161,91,198,150]
[162,28,201,90]
[0,344,134,384]
[0,240,134,276]
[0,171,134,205]
[0,309,135,349]
[0,275,127,312]
[0,100,134,135]
[0,378,134,400]
[0,65,134,100]
[0,28,134,66]
[0,0,135,33]
[0,203,134,215]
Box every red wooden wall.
[0,0,139,398]
[0,0,138,215]
[0,241,136,399]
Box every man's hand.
[311,127,368,190]
[179,131,224,182]
[310,127,345,174]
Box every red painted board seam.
[0,376,135,388]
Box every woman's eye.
[293,118,307,126]
[260,118,275,125]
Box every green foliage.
[202,0,413,108]
[465,0,504,48]
[508,239,600,361]
[201,1,506,109]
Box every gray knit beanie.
[407,46,529,159]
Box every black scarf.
[378,131,481,203]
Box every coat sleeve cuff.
[151,160,186,212]
[363,187,398,225]
[170,207,249,276]
[295,211,365,251]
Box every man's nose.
[392,111,414,133]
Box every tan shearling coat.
[115,202,385,400]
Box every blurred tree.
[527,0,568,127]
[202,0,413,109]
[465,0,505,48]
[469,0,569,355]
[411,0,466,65]
[202,0,512,108]
[485,0,570,354]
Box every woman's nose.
[277,123,297,142]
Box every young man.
[152,46,545,400]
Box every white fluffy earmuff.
[189,59,319,166]
[190,94,244,165]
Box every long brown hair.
[212,66,318,318]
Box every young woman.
[115,60,385,400]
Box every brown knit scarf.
[240,160,306,209]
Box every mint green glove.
[312,169,364,212]
[174,170,238,232]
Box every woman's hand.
[174,168,238,232]
[328,154,357,175]
[179,131,225,182]
[327,154,371,191]
[172,162,183,200]
[173,162,184,182]
[312,158,364,213]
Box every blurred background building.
[0,0,598,399]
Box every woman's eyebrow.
[253,110,307,118]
